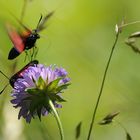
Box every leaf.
[125,31,140,54]
[75,121,82,139]
[126,132,132,140]
[37,76,46,89]
[55,95,66,102]
[129,31,140,38]
[49,94,66,102]
[37,106,42,121]
[125,38,136,45]
[99,111,120,125]
[44,99,50,111]
[47,78,62,92]
[29,102,37,115]
[53,83,71,94]
[125,38,140,54]
[26,88,43,96]
[29,98,43,115]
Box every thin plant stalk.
[120,21,140,28]
[115,120,127,133]
[87,31,120,140]
[20,0,28,22]
[114,120,132,140]
[86,20,140,140]
[49,99,64,140]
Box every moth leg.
[24,50,30,62]
[30,48,35,61]
[34,46,38,59]
[24,50,28,62]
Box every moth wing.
[6,23,25,53]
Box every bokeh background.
[0,0,140,140]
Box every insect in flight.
[0,60,38,94]
[7,11,54,60]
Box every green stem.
[114,120,127,133]
[119,20,140,28]
[49,99,64,140]
[87,32,120,140]
[20,0,28,22]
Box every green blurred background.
[0,0,140,140]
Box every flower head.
[11,63,70,123]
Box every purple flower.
[11,64,70,123]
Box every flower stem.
[87,32,120,140]
[49,99,64,140]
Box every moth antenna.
[36,14,43,31]
[0,83,9,94]
[0,70,10,80]
[36,11,54,32]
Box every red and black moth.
[7,12,54,60]
[0,60,38,94]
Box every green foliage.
[126,132,132,140]
[0,0,140,140]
